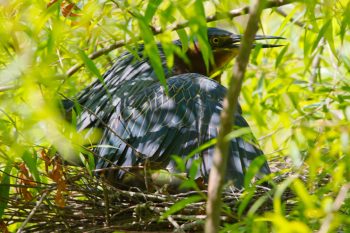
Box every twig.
[0,85,17,92]
[167,216,183,233]
[275,8,313,30]
[309,37,325,91]
[16,190,49,233]
[102,182,111,226]
[318,183,350,233]
[205,0,267,232]
[177,220,205,232]
[65,40,126,77]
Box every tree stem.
[205,0,267,232]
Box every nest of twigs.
[2,156,296,233]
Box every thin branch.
[309,37,325,91]
[0,85,17,92]
[16,190,49,233]
[102,182,111,226]
[318,183,350,233]
[66,40,125,77]
[205,0,268,232]
[275,8,313,30]
[167,216,183,233]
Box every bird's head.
[177,27,284,79]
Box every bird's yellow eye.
[211,37,220,45]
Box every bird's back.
[71,45,270,191]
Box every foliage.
[0,0,350,232]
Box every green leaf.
[144,0,162,24]
[341,54,350,72]
[303,30,313,61]
[184,128,252,163]
[275,6,298,35]
[224,127,253,142]
[238,187,255,217]
[78,49,111,99]
[137,17,167,92]
[340,2,350,43]
[323,19,336,57]
[273,176,296,214]
[292,179,315,209]
[80,151,95,175]
[189,0,212,72]
[0,165,12,218]
[312,20,330,52]
[159,2,176,27]
[188,158,200,180]
[244,155,268,188]
[171,155,186,172]
[78,49,103,80]
[176,28,189,52]
[275,44,289,68]
[71,108,77,127]
[161,195,203,219]
[185,138,217,161]
[22,150,41,183]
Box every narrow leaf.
[244,156,268,188]
[176,28,189,52]
[78,49,111,98]
[340,2,350,43]
[22,150,41,183]
[0,165,12,218]
[312,20,330,52]
[137,17,167,92]
[161,195,203,219]
[275,44,289,68]
[144,0,162,24]
[78,49,103,80]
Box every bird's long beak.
[253,35,285,48]
[228,34,285,48]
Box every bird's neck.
[172,49,209,76]
[172,47,236,82]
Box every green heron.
[67,28,282,191]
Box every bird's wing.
[75,45,170,130]
[94,73,269,188]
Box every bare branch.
[275,8,313,30]
[17,190,49,233]
[318,183,350,233]
[0,84,17,92]
[205,0,268,232]
[66,40,126,77]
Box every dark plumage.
[67,28,280,191]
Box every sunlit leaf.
[137,16,167,92]
[275,44,289,68]
[144,0,162,24]
[244,155,268,188]
[340,2,350,43]
[176,28,189,52]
